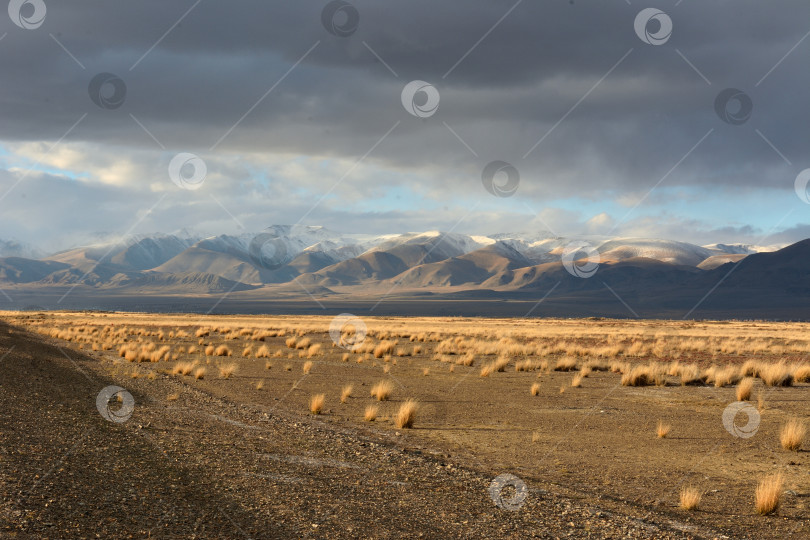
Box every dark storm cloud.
[0,0,809,240]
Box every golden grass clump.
[205,345,215,356]
[193,366,206,380]
[340,385,353,403]
[780,418,805,451]
[737,377,754,401]
[242,347,252,357]
[309,393,325,415]
[364,405,378,422]
[307,343,322,358]
[371,380,394,401]
[656,420,671,439]
[218,363,237,379]
[793,364,810,382]
[679,364,703,386]
[571,374,583,388]
[530,382,540,396]
[214,345,232,357]
[712,366,741,388]
[173,361,196,376]
[480,362,494,377]
[285,337,297,348]
[554,356,578,371]
[255,380,264,390]
[167,393,179,402]
[255,345,270,358]
[755,473,784,515]
[395,399,419,429]
[302,360,313,374]
[679,486,702,511]
[373,340,397,358]
[759,361,793,387]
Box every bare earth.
[1,313,808,539]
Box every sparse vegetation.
[309,393,325,414]
[218,363,237,379]
[679,486,702,511]
[755,473,784,515]
[737,377,754,401]
[656,420,671,439]
[395,399,418,429]
[371,380,393,401]
[364,405,378,422]
[780,418,805,451]
[340,385,353,403]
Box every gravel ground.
[0,321,717,539]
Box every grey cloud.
[0,0,809,247]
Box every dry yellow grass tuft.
[395,399,419,429]
[780,418,805,451]
[793,363,810,382]
[530,382,540,396]
[622,363,667,387]
[173,361,196,376]
[309,393,325,414]
[242,347,252,357]
[571,374,583,388]
[218,363,237,379]
[554,356,578,371]
[712,366,741,388]
[759,361,792,387]
[307,343,322,358]
[364,405,378,422]
[255,380,264,390]
[205,345,215,356]
[214,345,232,357]
[679,486,702,511]
[480,363,495,377]
[167,393,179,402]
[531,431,540,443]
[285,337,297,348]
[737,377,754,401]
[302,360,313,374]
[656,420,671,439]
[422,368,430,376]
[340,385,353,403]
[193,366,206,380]
[755,473,784,515]
[255,345,270,358]
[371,380,394,401]
[373,340,397,358]
[757,392,766,412]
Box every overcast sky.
[0,0,809,252]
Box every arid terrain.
[1,311,808,538]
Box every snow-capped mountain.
[1,226,788,291]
